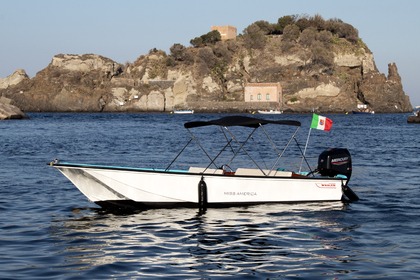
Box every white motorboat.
[257,109,283,114]
[173,109,194,114]
[49,115,358,210]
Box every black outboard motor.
[317,148,352,180]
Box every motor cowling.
[317,148,352,180]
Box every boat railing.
[188,166,294,177]
[235,168,292,177]
[188,167,224,174]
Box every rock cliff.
[0,97,26,120]
[0,18,412,113]
[0,69,29,89]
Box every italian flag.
[310,113,333,131]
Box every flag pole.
[299,127,312,173]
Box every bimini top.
[184,115,301,129]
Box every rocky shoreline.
[0,97,26,120]
[407,111,420,123]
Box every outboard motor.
[317,148,352,180]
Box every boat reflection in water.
[51,202,355,278]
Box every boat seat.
[188,167,224,174]
[235,168,292,177]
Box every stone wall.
[211,25,237,40]
[189,101,281,113]
[244,82,282,104]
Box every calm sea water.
[0,112,419,279]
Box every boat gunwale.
[51,162,345,181]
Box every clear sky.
[1,0,419,105]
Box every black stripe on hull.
[95,198,345,211]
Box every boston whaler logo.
[331,156,349,166]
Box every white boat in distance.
[50,115,358,210]
[173,109,194,114]
[257,109,283,114]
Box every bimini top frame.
[166,115,304,175]
[184,115,301,128]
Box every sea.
[0,112,419,279]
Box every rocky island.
[0,15,412,113]
[407,111,420,123]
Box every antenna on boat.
[299,127,312,173]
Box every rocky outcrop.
[334,52,376,73]
[358,63,411,112]
[407,111,420,123]
[0,97,26,120]
[0,69,29,89]
[51,54,117,73]
[0,20,412,113]
[0,71,28,118]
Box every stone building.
[244,82,282,104]
[210,25,237,40]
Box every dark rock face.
[0,35,412,113]
[2,54,114,112]
[407,111,420,123]
[359,63,411,112]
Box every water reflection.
[50,202,358,278]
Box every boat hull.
[352,110,374,114]
[257,110,283,114]
[53,163,346,209]
[173,110,194,114]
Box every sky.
[1,0,420,105]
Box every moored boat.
[173,109,194,114]
[49,115,358,210]
[352,104,374,114]
[257,109,283,114]
[352,110,374,114]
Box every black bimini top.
[184,115,301,129]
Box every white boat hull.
[173,110,194,114]
[258,110,283,114]
[54,163,345,209]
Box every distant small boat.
[352,110,374,115]
[353,104,374,114]
[173,109,194,114]
[258,109,283,114]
